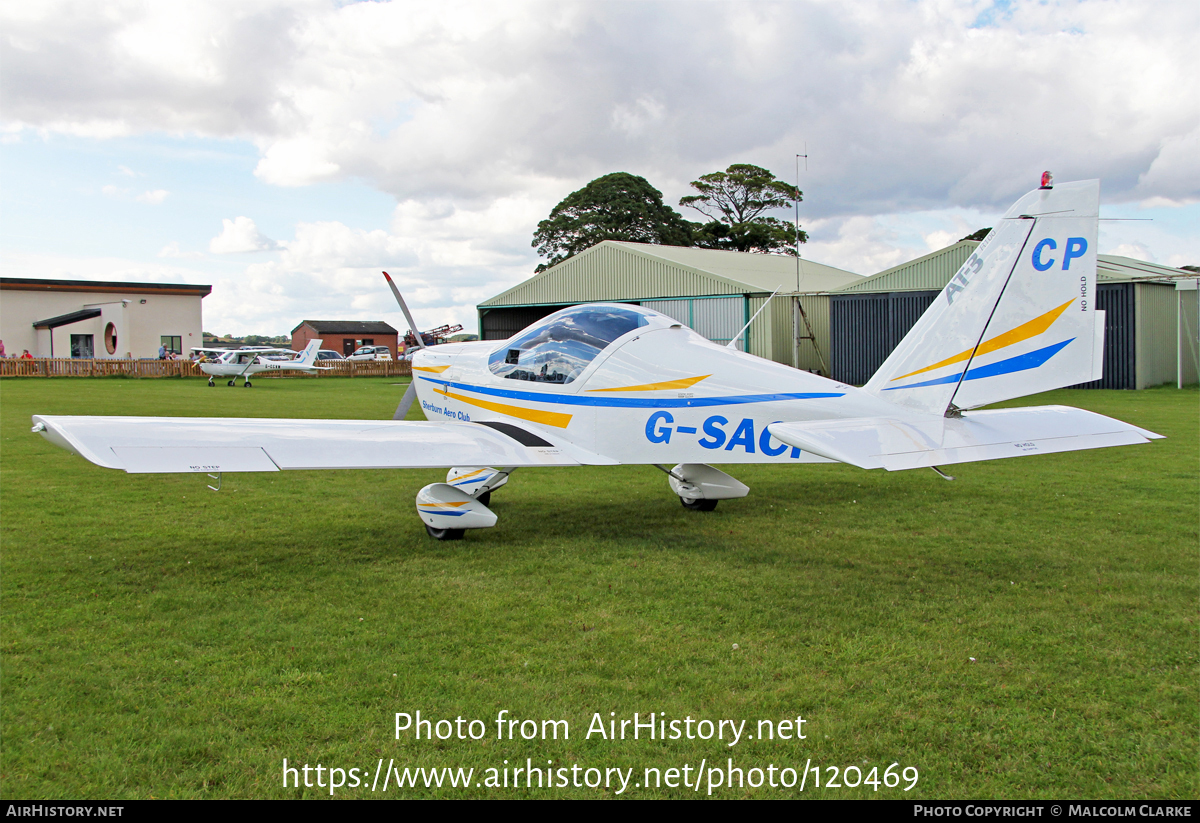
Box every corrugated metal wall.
[640,299,688,325]
[479,304,569,340]
[831,284,1145,390]
[836,242,979,294]
[794,294,830,373]
[1135,283,1179,388]
[643,296,746,348]
[645,295,808,364]
[691,297,746,348]
[1179,285,1200,386]
[1071,284,1134,389]
[830,291,939,384]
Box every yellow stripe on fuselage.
[891,298,1075,381]
[586,374,711,392]
[436,386,573,429]
[412,365,451,373]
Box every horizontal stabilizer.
[32,415,616,473]
[767,406,1161,471]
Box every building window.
[70,334,95,359]
[104,322,118,355]
[160,335,182,355]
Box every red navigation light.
[1040,171,1053,189]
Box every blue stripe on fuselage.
[419,377,843,408]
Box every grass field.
[1,376,1196,799]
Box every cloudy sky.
[3,0,1197,338]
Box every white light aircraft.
[32,178,1161,540]
[192,340,326,387]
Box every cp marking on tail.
[1032,237,1088,272]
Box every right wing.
[32,416,616,473]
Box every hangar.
[0,277,209,359]
[827,241,1195,388]
[291,320,400,358]
[477,241,862,372]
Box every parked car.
[348,346,393,361]
[316,350,344,360]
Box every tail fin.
[297,339,322,367]
[864,179,1103,415]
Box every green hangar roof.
[479,241,863,308]
[832,240,1188,294]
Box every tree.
[680,163,806,254]
[532,173,694,271]
[959,228,992,242]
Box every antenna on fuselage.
[383,271,425,421]
[727,286,781,351]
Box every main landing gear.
[656,464,749,512]
[416,467,511,541]
[414,464,749,541]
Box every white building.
[0,278,210,359]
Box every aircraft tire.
[227,380,235,386]
[680,496,718,512]
[244,381,252,388]
[476,490,492,507]
[207,380,214,387]
[425,524,465,541]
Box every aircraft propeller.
[382,271,425,421]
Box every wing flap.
[112,447,280,474]
[768,406,1160,472]
[33,415,596,473]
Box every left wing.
[32,416,615,473]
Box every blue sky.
[3,0,1196,336]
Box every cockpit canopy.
[488,304,654,384]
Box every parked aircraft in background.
[190,340,326,387]
[33,178,1160,540]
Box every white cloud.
[202,197,540,334]
[1139,196,1199,210]
[158,241,205,260]
[1108,243,1155,263]
[137,189,169,204]
[6,0,1195,214]
[801,216,923,276]
[209,216,279,253]
[3,0,1197,332]
[0,249,208,285]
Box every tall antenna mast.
[795,145,807,291]
[792,144,828,375]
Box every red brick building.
[291,320,400,357]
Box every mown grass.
[0,376,1196,799]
